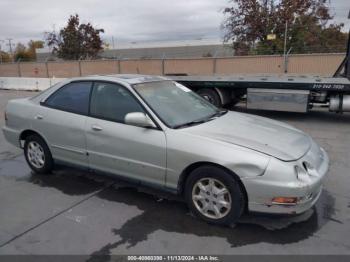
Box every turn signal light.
[271,197,298,205]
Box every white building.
[36,38,234,61]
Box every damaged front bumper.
[243,140,329,215]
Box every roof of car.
[87,74,169,85]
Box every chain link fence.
[0,53,345,78]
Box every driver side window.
[90,82,145,123]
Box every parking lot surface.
[0,90,349,256]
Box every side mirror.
[124,112,157,128]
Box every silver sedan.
[2,75,329,225]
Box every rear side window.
[90,82,145,123]
[45,82,92,115]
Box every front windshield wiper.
[173,119,208,129]
[173,109,228,129]
[208,109,228,119]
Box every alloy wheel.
[27,141,45,169]
[192,177,232,219]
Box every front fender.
[165,130,270,190]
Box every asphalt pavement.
[0,90,349,256]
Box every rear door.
[34,81,92,166]
[85,81,167,186]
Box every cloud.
[0,0,228,46]
[0,0,348,49]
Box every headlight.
[294,165,311,183]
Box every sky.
[0,0,349,51]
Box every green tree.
[13,40,44,61]
[0,51,12,63]
[28,40,44,59]
[46,14,104,60]
[222,0,347,55]
[14,43,32,61]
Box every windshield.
[133,80,226,128]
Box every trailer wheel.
[197,88,222,107]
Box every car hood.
[182,111,311,161]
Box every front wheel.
[185,166,245,225]
[24,135,53,174]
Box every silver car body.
[2,75,329,215]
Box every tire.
[185,166,245,225]
[24,134,53,174]
[197,88,222,107]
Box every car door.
[33,81,92,166]
[85,81,167,186]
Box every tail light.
[4,111,8,122]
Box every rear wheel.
[197,88,222,107]
[24,135,53,174]
[185,166,244,225]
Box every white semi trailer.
[169,32,350,113]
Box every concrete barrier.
[0,77,65,91]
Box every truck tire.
[197,88,222,107]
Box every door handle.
[35,115,43,120]
[91,125,103,131]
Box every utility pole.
[112,36,117,59]
[0,40,4,63]
[333,9,350,78]
[112,36,115,49]
[283,21,288,73]
[6,38,15,62]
